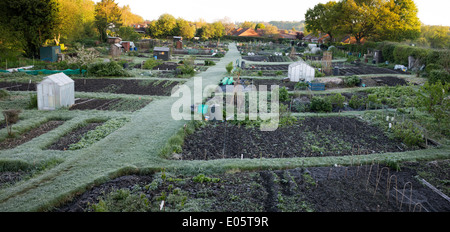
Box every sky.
[95,0,450,26]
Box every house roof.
[232,28,260,37]
[154,47,170,52]
[40,73,74,86]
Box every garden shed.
[288,59,315,82]
[40,46,61,62]
[37,73,75,110]
[153,47,170,61]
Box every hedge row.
[337,41,449,69]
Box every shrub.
[0,89,9,99]
[142,58,163,70]
[87,61,131,77]
[342,76,360,87]
[226,62,233,74]
[428,69,450,85]
[2,109,21,136]
[27,93,38,109]
[176,64,195,77]
[310,97,332,113]
[328,93,345,109]
[348,95,365,109]
[275,71,283,76]
[278,87,290,102]
[204,60,215,66]
[392,121,424,147]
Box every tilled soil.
[52,160,450,212]
[69,99,121,111]
[181,117,410,160]
[0,120,65,150]
[47,122,103,151]
[0,79,184,96]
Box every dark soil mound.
[0,120,64,150]
[181,116,409,160]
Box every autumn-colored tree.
[338,0,421,44]
[120,5,144,26]
[173,18,195,39]
[240,21,256,29]
[54,0,96,45]
[147,14,177,38]
[304,1,341,43]
[95,0,123,42]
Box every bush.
[328,93,345,109]
[176,64,195,77]
[428,69,450,85]
[342,76,360,87]
[349,95,365,109]
[0,89,9,99]
[27,93,38,109]
[392,121,424,147]
[2,109,21,136]
[204,60,215,66]
[226,62,233,74]
[142,58,163,70]
[87,61,131,77]
[278,87,290,102]
[310,97,332,113]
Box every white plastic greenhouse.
[37,73,75,110]
[288,59,315,82]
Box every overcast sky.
[95,0,450,26]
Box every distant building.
[302,33,329,43]
[231,28,261,37]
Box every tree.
[304,1,341,43]
[53,0,96,45]
[120,5,144,26]
[255,23,266,30]
[0,0,60,58]
[117,26,142,41]
[337,0,421,44]
[95,0,123,42]
[147,14,177,39]
[240,21,256,29]
[262,24,279,37]
[173,18,195,39]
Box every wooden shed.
[153,47,170,61]
[40,46,61,62]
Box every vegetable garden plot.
[74,79,184,96]
[69,98,151,112]
[0,79,185,96]
[181,117,417,160]
[0,120,65,150]
[54,160,450,212]
[47,122,103,151]
[47,118,129,151]
[334,64,407,76]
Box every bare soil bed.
[0,79,184,96]
[74,79,183,96]
[53,159,450,212]
[0,120,64,150]
[334,64,407,76]
[69,98,151,112]
[181,116,412,160]
[47,122,103,151]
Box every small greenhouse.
[37,73,75,110]
[288,59,315,82]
